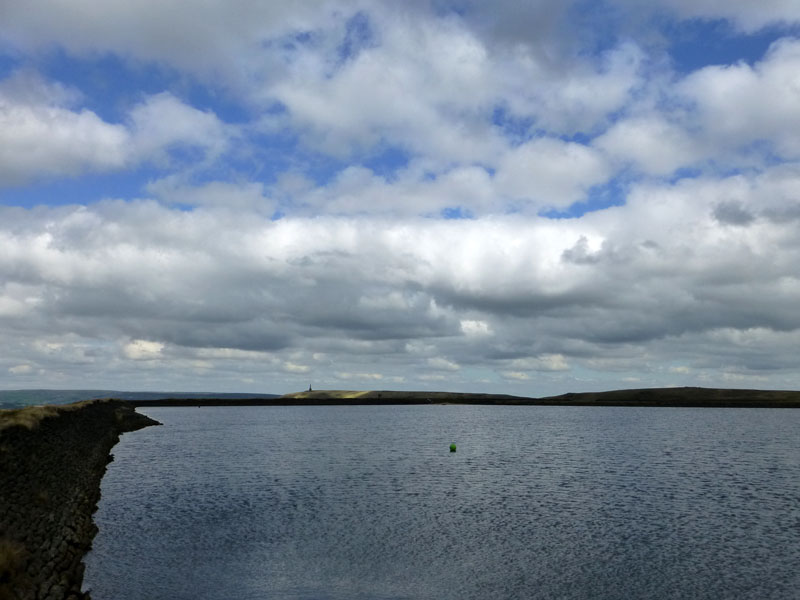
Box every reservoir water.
[83,405,800,599]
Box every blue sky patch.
[665,20,799,72]
[541,176,629,219]
[441,206,474,219]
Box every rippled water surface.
[83,405,800,599]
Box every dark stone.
[0,400,159,600]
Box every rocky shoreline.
[0,400,159,600]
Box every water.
[83,406,800,599]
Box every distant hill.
[278,387,800,407]
[0,390,279,410]
[5,387,800,410]
[135,387,800,408]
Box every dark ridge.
[128,387,800,408]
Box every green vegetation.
[283,390,373,399]
[0,405,62,432]
[0,399,105,432]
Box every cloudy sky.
[2,1,800,395]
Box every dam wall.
[0,400,159,600]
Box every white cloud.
[128,92,232,165]
[0,74,232,186]
[261,5,643,166]
[594,117,701,176]
[427,357,460,371]
[502,371,530,380]
[0,283,40,317]
[9,364,34,375]
[0,73,129,184]
[268,12,505,164]
[123,339,165,360]
[508,355,570,372]
[460,320,492,337]
[2,2,642,192]
[495,138,610,209]
[677,38,800,160]
[498,42,645,135]
[335,372,384,380]
[417,374,447,381]
[147,177,274,213]
[291,163,501,216]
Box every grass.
[283,390,372,399]
[0,399,108,433]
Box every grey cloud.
[562,236,601,264]
[713,201,756,226]
[159,324,291,353]
[0,1,334,79]
[762,203,800,223]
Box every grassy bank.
[0,400,100,433]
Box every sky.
[2,1,800,395]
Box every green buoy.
[450,442,457,452]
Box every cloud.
[593,38,800,178]
[495,138,610,209]
[712,200,756,226]
[3,180,800,392]
[0,72,129,184]
[285,163,502,216]
[427,357,460,371]
[268,11,505,164]
[502,371,530,381]
[507,355,570,372]
[460,319,492,337]
[127,92,232,165]
[123,339,165,360]
[336,372,384,380]
[0,73,232,186]
[147,177,275,213]
[0,0,332,80]
[594,117,701,176]
[677,38,800,161]
[497,41,645,135]
[2,2,640,200]
[623,0,800,33]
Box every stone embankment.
[0,400,159,600]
